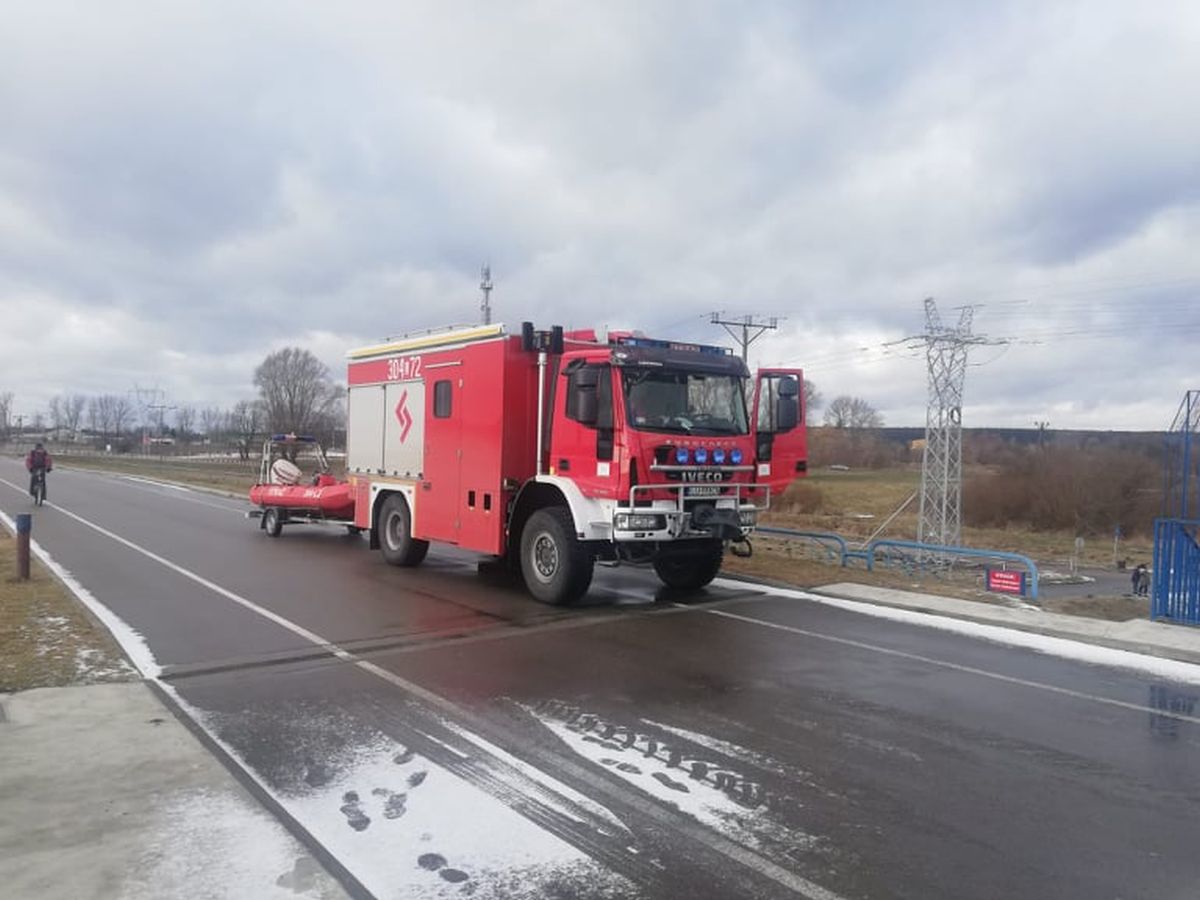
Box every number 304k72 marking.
[386,356,422,381]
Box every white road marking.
[0,481,848,900]
[693,606,1200,726]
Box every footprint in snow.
[371,788,408,819]
[418,852,471,884]
[651,772,691,793]
[407,770,428,789]
[339,791,371,832]
[394,747,416,765]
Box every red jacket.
[26,448,53,472]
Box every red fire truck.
[345,322,806,605]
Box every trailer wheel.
[263,507,284,538]
[653,541,723,591]
[379,494,429,567]
[520,507,593,605]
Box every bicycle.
[30,468,47,507]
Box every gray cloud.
[2,0,1198,430]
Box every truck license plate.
[684,485,722,498]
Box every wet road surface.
[3,459,1199,900]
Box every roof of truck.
[348,323,506,359]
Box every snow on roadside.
[524,700,825,863]
[0,506,160,678]
[169,691,634,900]
[719,579,1200,685]
[119,787,343,900]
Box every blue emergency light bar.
[615,336,731,356]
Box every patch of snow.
[716,579,1200,685]
[118,787,340,899]
[0,507,160,678]
[438,718,633,836]
[640,719,814,782]
[167,689,633,900]
[119,475,195,493]
[524,701,825,862]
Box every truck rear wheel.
[520,507,593,605]
[379,494,429,567]
[654,541,723,591]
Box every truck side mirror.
[774,376,799,432]
[577,392,598,425]
[574,366,599,425]
[775,395,798,431]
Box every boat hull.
[249,482,356,519]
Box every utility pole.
[479,264,494,326]
[710,312,780,362]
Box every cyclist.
[26,442,53,501]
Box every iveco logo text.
[680,470,726,482]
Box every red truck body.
[345,322,806,604]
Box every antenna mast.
[480,264,494,325]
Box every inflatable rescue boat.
[249,458,356,519]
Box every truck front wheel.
[520,507,593,605]
[654,541,723,591]
[378,494,429,567]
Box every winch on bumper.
[612,482,768,542]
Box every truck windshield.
[622,370,749,435]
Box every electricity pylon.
[915,298,988,550]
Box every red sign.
[986,568,1026,595]
[395,391,414,443]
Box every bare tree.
[0,391,12,439]
[48,396,65,432]
[228,400,262,461]
[64,394,86,437]
[254,347,339,436]
[110,395,134,436]
[823,395,884,429]
[175,406,195,445]
[200,406,224,442]
[88,396,109,438]
[803,379,823,424]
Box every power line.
[710,312,781,362]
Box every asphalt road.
[3,459,1199,900]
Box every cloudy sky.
[2,0,1198,431]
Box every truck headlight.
[616,513,667,531]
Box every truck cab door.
[750,369,807,497]
[550,360,619,498]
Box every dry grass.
[0,527,133,691]
[768,467,1154,568]
[61,453,260,495]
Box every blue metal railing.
[755,526,849,564]
[1152,518,1200,626]
[751,527,1040,600]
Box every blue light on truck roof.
[619,336,730,355]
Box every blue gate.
[1152,518,1200,625]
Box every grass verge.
[0,525,134,692]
